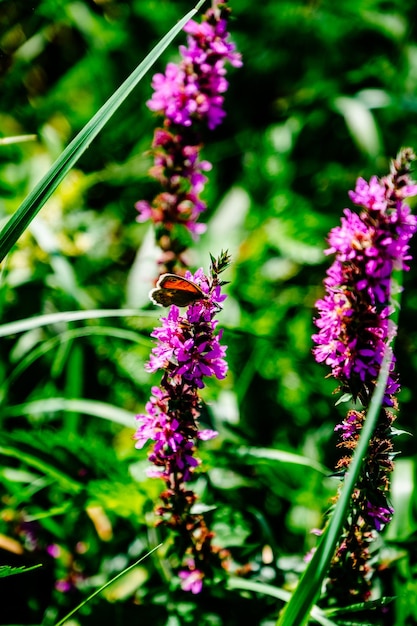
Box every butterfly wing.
[149,274,207,307]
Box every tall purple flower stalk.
[135,1,242,273]
[312,148,417,603]
[134,252,230,593]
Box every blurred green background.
[1,0,417,624]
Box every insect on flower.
[149,273,209,307]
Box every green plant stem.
[53,545,162,626]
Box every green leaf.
[0,563,42,578]
[3,397,135,428]
[235,446,328,475]
[0,445,82,493]
[335,392,353,406]
[325,597,395,617]
[0,309,156,337]
[227,579,338,626]
[385,458,417,541]
[332,95,382,159]
[0,0,207,262]
[6,325,150,385]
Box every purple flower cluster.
[313,157,417,405]
[135,128,211,239]
[145,269,227,386]
[134,268,227,461]
[134,381,219,485]
[334,407,396,533]
[313,149,417,605]
[178,558,205,594]
[135,2,241,268]
[135,256,230,592]
[147,8,242,130]
[365,500,394,533]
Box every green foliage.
[1,0,417,624]
[0,563,42,577]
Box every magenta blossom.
[146,270,227,389]
[313,154,417,405]
[148,11,242,130]
[178,561,205,594]
[135,253,231,593]
[313,148,417,605]
[135,2,242,262]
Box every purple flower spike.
[313,149,417,605]
[148,12,242,130]
[135,252,231,593]
[135,2,241,265]
[313,150,417,405]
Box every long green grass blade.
[0,445,82,493]
[235,446,328,475]
[4,397,135,428]
[0,308,158,337]
[6,326,150,385]
[0,0,206,263]
[227,579,338,626]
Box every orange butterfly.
[149,273,208,307]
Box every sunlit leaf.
[4,398,135,428]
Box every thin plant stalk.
[53,545,162,626]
